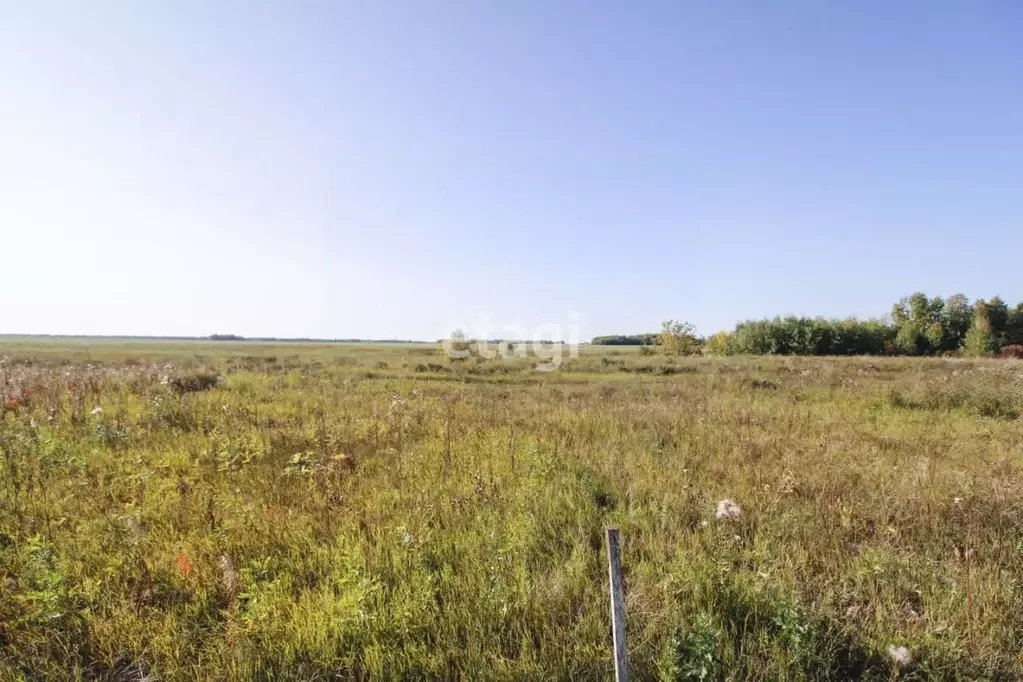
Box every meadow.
[1,339,1022,680]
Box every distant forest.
[594,293,1023,357]
[207,335,425,344]
[590,334,658,346]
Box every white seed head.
[219,555,240,595]
[888,645,912,667]
[715,499,742,520]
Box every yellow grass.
[1,340,1021,680]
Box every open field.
[2,340,1023,680]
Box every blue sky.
[2,1,1021,340]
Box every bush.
[170,371,220,394]
[445,329,473,361]
[704,331,730,356]
[659,613,720,681]
[413,363,449,373]
[999,345,1023,360]
[659,320,701,356]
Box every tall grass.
[1,345,1022,679]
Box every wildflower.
[176,550,193,576]
[715,499,742,520]
[953,497,963,505]
[91,406,103,415]
[888,645,912,668]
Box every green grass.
[1,341,1022,680]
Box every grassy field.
[1,340,1022,680]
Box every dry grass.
[1,341,1022,680]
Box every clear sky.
[2,1,1021,340]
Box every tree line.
[591,334,658,346]
[594,293,1023,357]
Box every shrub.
[998,345,1023,360]
[659,320,701,356]
[445,329,472,361]
[170,371,219,394]
[659,613,720,681]
[704,331,730,356]
[413,363,449,373]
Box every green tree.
[704,331,731,356]
[987,296,1010,350]
[892,292,945,355]
[1008,303,1023,346]
[940,294,972,351]
[658,320,701,356]
[963,300,995,357]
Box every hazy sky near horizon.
[2,1,1021,340]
